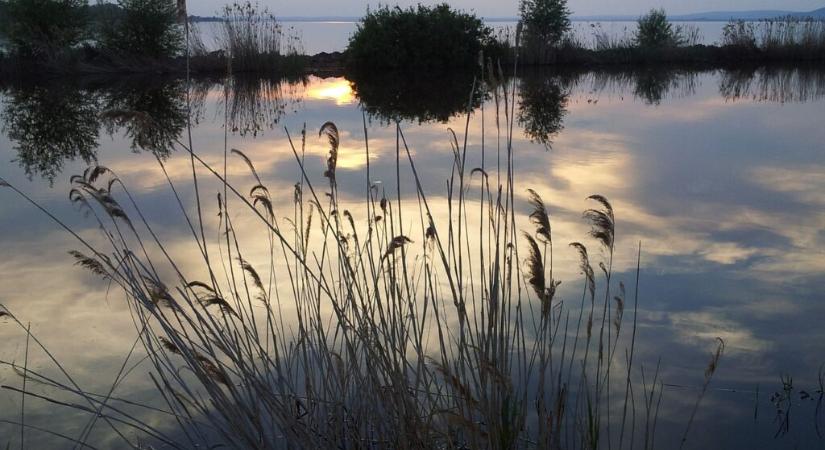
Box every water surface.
[1,66,824,448]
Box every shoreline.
[1,46,824,82]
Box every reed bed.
[0,63,725,449]
[215,1,304,73]
[722,17,825,55]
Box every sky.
[185,0,825,18]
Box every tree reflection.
[1,84,100,183]
[589,68,698,105]
[350,69,484,124]
[518,71,571,149]
[101,79,190,157]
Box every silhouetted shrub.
[635,9,681,48]
[1,0,88,57]
[347,4,497,69]
[519,0,571,49]
[100,0,182,58]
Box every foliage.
[351,68,483,123]
[0,84,99,182]
[518,71,569,148]
[635,8,682,48]
[519,0,571,48]
[347,4,497,69]
[100,0,182,58]
[101,80,188,156]
[1,0,88,57]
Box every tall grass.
[0,64,727,448]
[722,17,825,56]
[215,1,303,73]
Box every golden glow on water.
[306,78,356,105]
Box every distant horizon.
[179,0,825,20]
[187,5,825,22]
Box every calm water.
[1,65,825,448]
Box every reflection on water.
[584,68,699,105]
[349,69,484,124]
[1,83,100,182]
[222,75,306,137]
[99,79,190,158]
[720,65,825,103]
[518,70,571,148]
[0,76,308,181]
[1,64,825,448]
[3,67,822,182]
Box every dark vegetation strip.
[1,1,824,80]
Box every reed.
[723,17,825,57]
[215,1,303,73]
[0,66,726,449]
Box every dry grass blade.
[524,232,547,301]
[68,250,110,279]
[232,148,263,183]
[239,258,265,293]
[319,121,339,180]
[384,235,412,259]
[250,186,275,220]
[583,195,615,250]
[527,189,551,243]
[198,295,238,317]
[158,337,182,355]
[569,242,595,298]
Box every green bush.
[347,4,497,69]
[635,8,681,48]
[519,0,571,48]
[101,0,182,58]
[1,0,88,57]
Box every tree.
[635,8,682,48]
[347,4,497,70]
[1,0,88,57]
[101,0,182,58]
[519,0,571,48]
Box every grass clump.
[720,17,825,60]
[216,1,305,74]
[347,4,499,70]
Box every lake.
[1,49,824,449]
